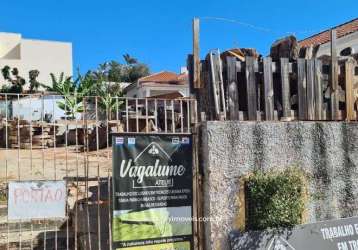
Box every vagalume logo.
[148,145,159,155]
[119,142,185,184]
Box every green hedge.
[246,167,306,230]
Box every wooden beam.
[297,58,307,120]
[331,29,339,120]
[209,52,220,119]
[314,59,323,120]
[280,58,291,118]
[193,18,201,89]
[307,59,315,120]
[227,57,239,120]
[187,54,194,93]
[245,57,257,120]
[345,58,356,121]
[263,57,274,120]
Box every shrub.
[246,167,306,230]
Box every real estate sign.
[8,180,66,220]
[112,134,193,250]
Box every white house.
[299,18,358,57]
[0,32,73,88]
[124,70,189,98]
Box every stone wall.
[201,121,358,250]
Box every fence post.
[345,58,356,121]
[245,57,257,120]
[314,59,323,120]
[307,59,315,120]
[331,29,340,120]
[280,58,291,118]
[297,59,307,120]
[263,57,274,120]
[227,57,239,120]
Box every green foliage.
[96,82,124,119]
[1,65,26,93]
[88,54,150,84]
[246,167,306,230]
[47,72,94,119]
[29,70,41,92]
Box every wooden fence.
[189,52,358,122]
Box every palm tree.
[123,54,138,64]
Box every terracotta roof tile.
[299,18,358,48]
[139,71,186,84]
[149,91,185,99]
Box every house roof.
[299,18,358,48]
[148,91,186,99]
[138,71,187,84]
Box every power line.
[200,16,326,36]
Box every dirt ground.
[0,146,113,182]
[0,146,113,248]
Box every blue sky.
[1,0,357,75]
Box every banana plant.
[95,75,124,120]
[47,72,94,119]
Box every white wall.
[0,32,73,89]
[316,31,358,57]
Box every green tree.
[29,70,41,92]
[88,54,150,84]
[1,66,26,93]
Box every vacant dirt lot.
[0,147,113,182]
[0,146,113,248]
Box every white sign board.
[8,181,66,220]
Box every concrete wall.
[0,96,66,121]
[0,32,73,88]
[201,121,358,250]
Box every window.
[340,47,352,56]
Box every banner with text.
[230,216,358,250]
[8,181,66,220]
[112,134,193,250]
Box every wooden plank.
[193,18,201,89]
[217,50,227,120]
[307,59,315,120]
[314,59,323,120]
[331,29,339,120]
[227,57,239,120]
[280,58,291,118]
[331,29,338,91]
[245,57,257,120]
[297,58,307,119]
[263,57,274,120]
[187,54,194,94]
[209,52,220,119]
[345,58,356,121]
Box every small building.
[0,95,67,122]
[124,71,189,98]
[299,18,358,57]
[0,32,73,88]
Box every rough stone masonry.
[201,121,358,250]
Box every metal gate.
[0,93,198,250]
